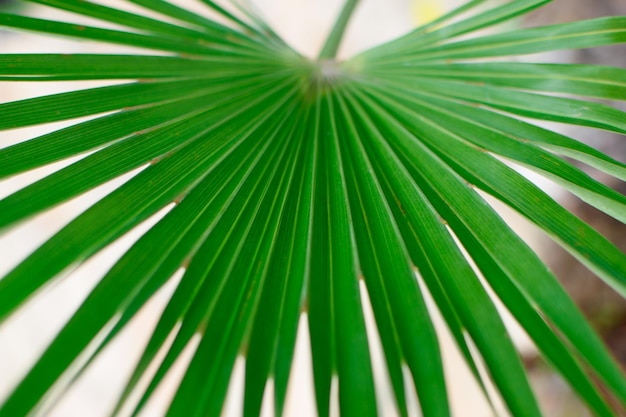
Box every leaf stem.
[318,0,360,60]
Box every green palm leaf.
[1,0,625,416]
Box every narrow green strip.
[318,0,360,59]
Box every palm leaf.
[1,0,626,416]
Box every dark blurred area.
[0,0,20,16]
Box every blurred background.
[0,0,625,416]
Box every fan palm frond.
[1,1,626,416]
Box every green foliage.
[0,0,626,416]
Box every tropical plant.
[1,0,626,416]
